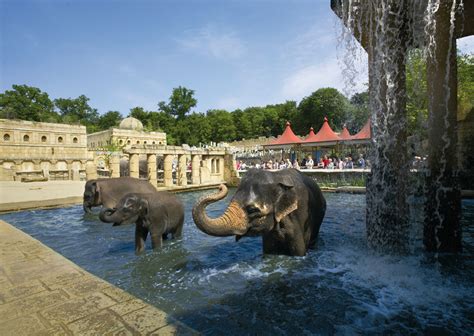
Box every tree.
[206,109,236,142]
[98,111,122,131]
[348,91,370,134]
[457,53,474,120]
[0,84,59,122]
[294,88,351,135]
[54,95,99,132]
[158,86,197,120]
[172,113,211,146]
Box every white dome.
[119,117,143,131]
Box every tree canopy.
[2,51,471,146]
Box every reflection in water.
[1,191,473,335]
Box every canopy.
[302,117,341,147]
[339,125,352,140]
[346,119,371,145]
[264,122,302,149]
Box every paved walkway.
[0,220,197,335]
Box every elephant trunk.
[192,184,248,237]
[83,203,93,214]
[99,207,118,223]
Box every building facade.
[87,117,167,149]
[0,119,92,181]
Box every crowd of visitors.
[236,154,368,171]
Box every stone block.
[0,314,49,336]
[121,305,169,334]
[41,292,116,325]
[66,309,133,336]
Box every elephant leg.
[150,227,163,250]
[172,223,183,239]
[135,225,148,255]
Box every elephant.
[99,192,184,254]
[83,177,157,214]
[192,168,326,256]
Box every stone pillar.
[33,160,41,171]
[424,0,461,252]
[163,154,174,187]
[191,155,201,185]
[110,154,121,178]
[129,153,139,179]
[147,154,157,188]
[14,160,22,181]
[218,158,224,178]
[365,0,410,253]
[66,160,73,180]
[86,161,98,180]
[177,154,187,186]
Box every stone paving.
[0,220,198,335]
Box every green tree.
[294,88,351,135]
[457,53,474,120]
[172,113,211,146]
[54,95,99,132]
[207,109,236,142]
[348,91,370,134]
[158,86,197,120]
[0,84,59,122]
[98,111,122,130]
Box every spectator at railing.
[305,156,314,169]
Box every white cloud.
[177,24,246,60]
[458,36,474,54]
[281,56,367,102]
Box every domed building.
[87,116,167,149]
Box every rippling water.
[1,191,473,335]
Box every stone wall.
[0,119,93,181]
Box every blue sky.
[1,0,473,116]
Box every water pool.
[1,191,473,335]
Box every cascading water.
[333,0,466,253]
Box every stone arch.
[3,133,10,141]
[21,161,34,171]
[56,161,67,170]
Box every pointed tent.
[347,119,371,145]
[339,125,352,141]
[264,121,302,149]
[302,117,341,147]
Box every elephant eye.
[246,205,260,214]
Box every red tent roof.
[351,119,371,140]
[266,121,302,146]
[303,117,341,143]
[339,125,352,140]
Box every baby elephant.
[99,192,184,254]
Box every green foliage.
[54,95,100,132]
[294,87,351,135]
[457,53,474,120]
[0,84,59,122]
[348,91,370,134]
[158,86,197,120]
[207,109,237,142]
[98,111,122,130]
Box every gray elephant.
[83,177,156,213]
[192,168,326,256]
[99,192,184,254]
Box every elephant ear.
[274,179,298,223]
[92,181,100,202]
[138,197,150,227]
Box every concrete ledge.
[0,196,83,213]
[0,220,197,335]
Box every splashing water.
[1,191,473,335]
[335,0,464,252]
